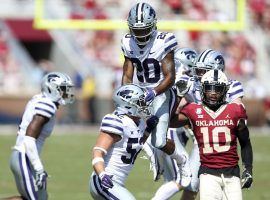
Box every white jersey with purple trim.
[13,93,57,154]
[121,31,178,88]
[184,78,244,104]
[227,79,244,102]
[100,113,145,185]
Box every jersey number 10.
[200,126,232,154]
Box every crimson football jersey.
[181,103,247,169]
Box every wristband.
[93,146,107,155]
[92,157,104,166]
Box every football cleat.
[179,155,192,188]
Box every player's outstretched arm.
[237,119,253,189]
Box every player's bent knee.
[151,140,166,149]
[181,190,198,200]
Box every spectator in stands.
[80,73,96,124]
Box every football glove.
[241,169,253,189]
[175,79,191,97]
[99,172,114,189]
[145,115,159,133]
[35,170,48,190]
[145,89,157,105]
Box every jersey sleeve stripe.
[165,35,176,43]
[165,42,177,53]
[180,76,189,81]
[104,116,123,124]
[232,82,241,87]
[229,89,244,97]
[37,101,55,109]
[36,103,56,114]
[35,107,54,117]
[101,123,123,132]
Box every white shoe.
[179,156,192,187]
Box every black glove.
[175,80,191,97]
[241,169,253,189]
[145,115,159,133]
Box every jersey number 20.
[131,58,160,83]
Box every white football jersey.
[13,93,57,154]
[100,113,145,185]
[227,79,244,102]
[121,31,178,88]
[182,77,244,104]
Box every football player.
[121,2,189,183]
[89,84,159,199]
[8,72,75,200]
[149,47,198,200]
[177,49,245,200]
[173,69,253,200]
[151,48,247,200]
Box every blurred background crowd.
[0,0,270,126]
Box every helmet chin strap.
[205,100,226,111]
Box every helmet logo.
[149,7,156,18]
[184,51,196,60]
[118,90,133,99]
[215,55,224,65]
[48,74,60,82]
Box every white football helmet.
[41,72,75,105]
[127,2,157,46]
[175,47,197,75]
[201,69,229,107]
[194,49,225,80]
[113,84,153,118]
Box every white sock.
[152,181,180,200]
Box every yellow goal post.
[34,0,246,31]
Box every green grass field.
[0,130,270,200]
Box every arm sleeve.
[34,99,57,118]
[162,33,178,59]
[237,119,253,173]
[227,80,244,102]
[24,136,44,172]
[100,114,124,136]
